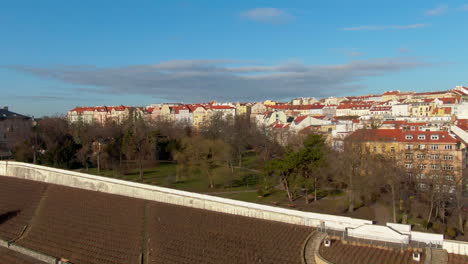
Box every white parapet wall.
[444,240,468,255]
[348,225,410,244]
[0,161,371,230]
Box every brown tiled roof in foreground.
[0,176,311,264]
[448,253,468,264]
[319,239,424,264]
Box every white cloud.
[240,8,294,24]
[399,48,410,54]
[425,4,449,16]
[5,57,433,102]
[459,4,468,11]
[341,24,429,31]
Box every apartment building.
[348,128,464,193]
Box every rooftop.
[0,176,310,264]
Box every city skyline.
[1,0,467,117]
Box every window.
[445,175,454,181]
[448,185,456,194]
[431,164,439,170]
[430,154,439,160]
[443,165,454,171]
[418,183,427,190]
[431,145,439,150]
[406,135,413,140]
[405,144,412,150]
[416,174,426,179]
[405,163,413,169]
[443,155,453,160]
[410,126,416,131]
[445,145,453,150]
[418,164,427,169]
[418,135,426,140]
[431,175,439,180]
[390,147,395,153]
[406,172,413,178]
[419,126,424,131]
[417,154,426,159]
[406,154,413,160]
[431,134,439,140]
[419,144,426,150]
[373,146,377,152]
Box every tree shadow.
[0,210,21,225]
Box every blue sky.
[1,0,467,117]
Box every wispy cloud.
[240,8,295,24]
[459,4,468,11]
[347,51,364,57]
[341,24,429,31]
[4,57,433,102]
[12,95,80,101]
[425,4,449,16]
[399,48,410,54]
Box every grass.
[84,162,260,193]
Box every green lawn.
[84,162,260,193]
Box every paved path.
[425,248,448,264]
[303,231,327,264]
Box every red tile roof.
[349,129,458,144]
[294,116,308,125]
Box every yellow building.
[235,103,250,116]
[159,105,174,121]
[410,102,436,117]
[348,128,464,192]
[263,100,276,106]
[191,105,212,128]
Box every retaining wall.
[0,161,371,230]
[443,240,468,255]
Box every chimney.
[3,106,8,111]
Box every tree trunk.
[304,189,309,204]
[209,177,214,189]
[283,178,293,202]
[427,198,434,229]
[440,201,445,224]
[348,194,355,213]
[314,176,318,202]
[139,156,143,180]
[459,212,464,235]
[391,184,397,223]
[348,169,355,213]
[97,152,101,174]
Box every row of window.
[405,144,454,150]
[410,173,455,181]
[405,154,454,160]
[405,134,440,140]
[405,163,454,170]
[417,183,456,193]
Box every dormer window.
[431,135,439,140]
[410,126,416,131]
[406,135,413,140]
[418,135,426,140]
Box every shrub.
[446,227,457,239]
